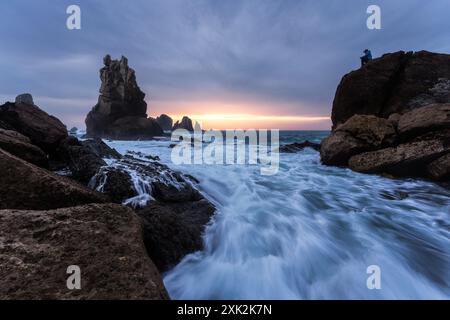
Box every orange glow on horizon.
[165,113,331,130]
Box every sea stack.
[85,55,163,140]
[172,116,194,131]
[156,114,173,131]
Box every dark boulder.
[156,114,173,131]
[348,139,450,176]
[85,55,162,139]
[0,203,168,299]
[332,51,450,128]
[82,138,121,159]
[321,115,397,166]
[0,97,68,153]
[0,148,107,210]
[0,128,48,167]
[397,103,450,138]
[108,116,163,140]
[137,199,216,271]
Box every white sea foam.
[106,135,450,299]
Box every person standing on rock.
[360,49,373,67]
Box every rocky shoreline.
[0,94,216,299]
[320,51,450,182]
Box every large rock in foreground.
[85,55,163,139]
[332,51,450,128]
[138,199,216,271]
[0,148,107,210]
[322,50,450,181]
[0,203,168,300]
[0,100,68,153]
[0,128,48,167]
[321,115,396,165]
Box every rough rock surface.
[0,148,107,210]
[332,51,450,128]
[397,103,450,138]
[348,139,450,176]
[0,203,168,300]
[321,51,450,181]
[85,55,163,139]
[156,114,173,131]
[137,199,216,271]
[88,153,215,271]
[427,153,450,181]
[0,128,48,167]
[0,99,68,153]
[173,116,194,131]
[321,115,396,165]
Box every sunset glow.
[167,113,331,130]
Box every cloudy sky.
[1,0,449,129]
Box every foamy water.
[103,132,450,300]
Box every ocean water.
[102,131,450,300]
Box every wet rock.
[427,153,450,181]
[0,148,107,210]
[348,139,450,176]
[279,141,320,153]
[398,103,450,138]
[0,203,168,300]
[0,99,68,153]
[156,114,173,131]
[69,127,78,135]
[0,128,48,167]
[82,138,121,159]
[137,199,216,271]
[321,115,397,166]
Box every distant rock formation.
[172,116,194,131]
[321,51,450,181]
[156,114,173,131]
[85,55,163,139]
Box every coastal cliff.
[321,51,450,181]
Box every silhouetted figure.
[360,49,373,67]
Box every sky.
[0,0,449,130]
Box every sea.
[81,130,450,299]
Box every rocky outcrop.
[321,115,396,165]
[0,203,168,300]
[0,148,107,210]
[0,128,48,167]
[85,55,163,139]
[173,116,194,131]
[0,99,68,153]
[137,199,216,271]
[321,51,450,181]
[89,153,215,271]
[332,51,450,128]
[156,114,173,131]
[397,103,450,138]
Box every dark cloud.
[0,0,449,128]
